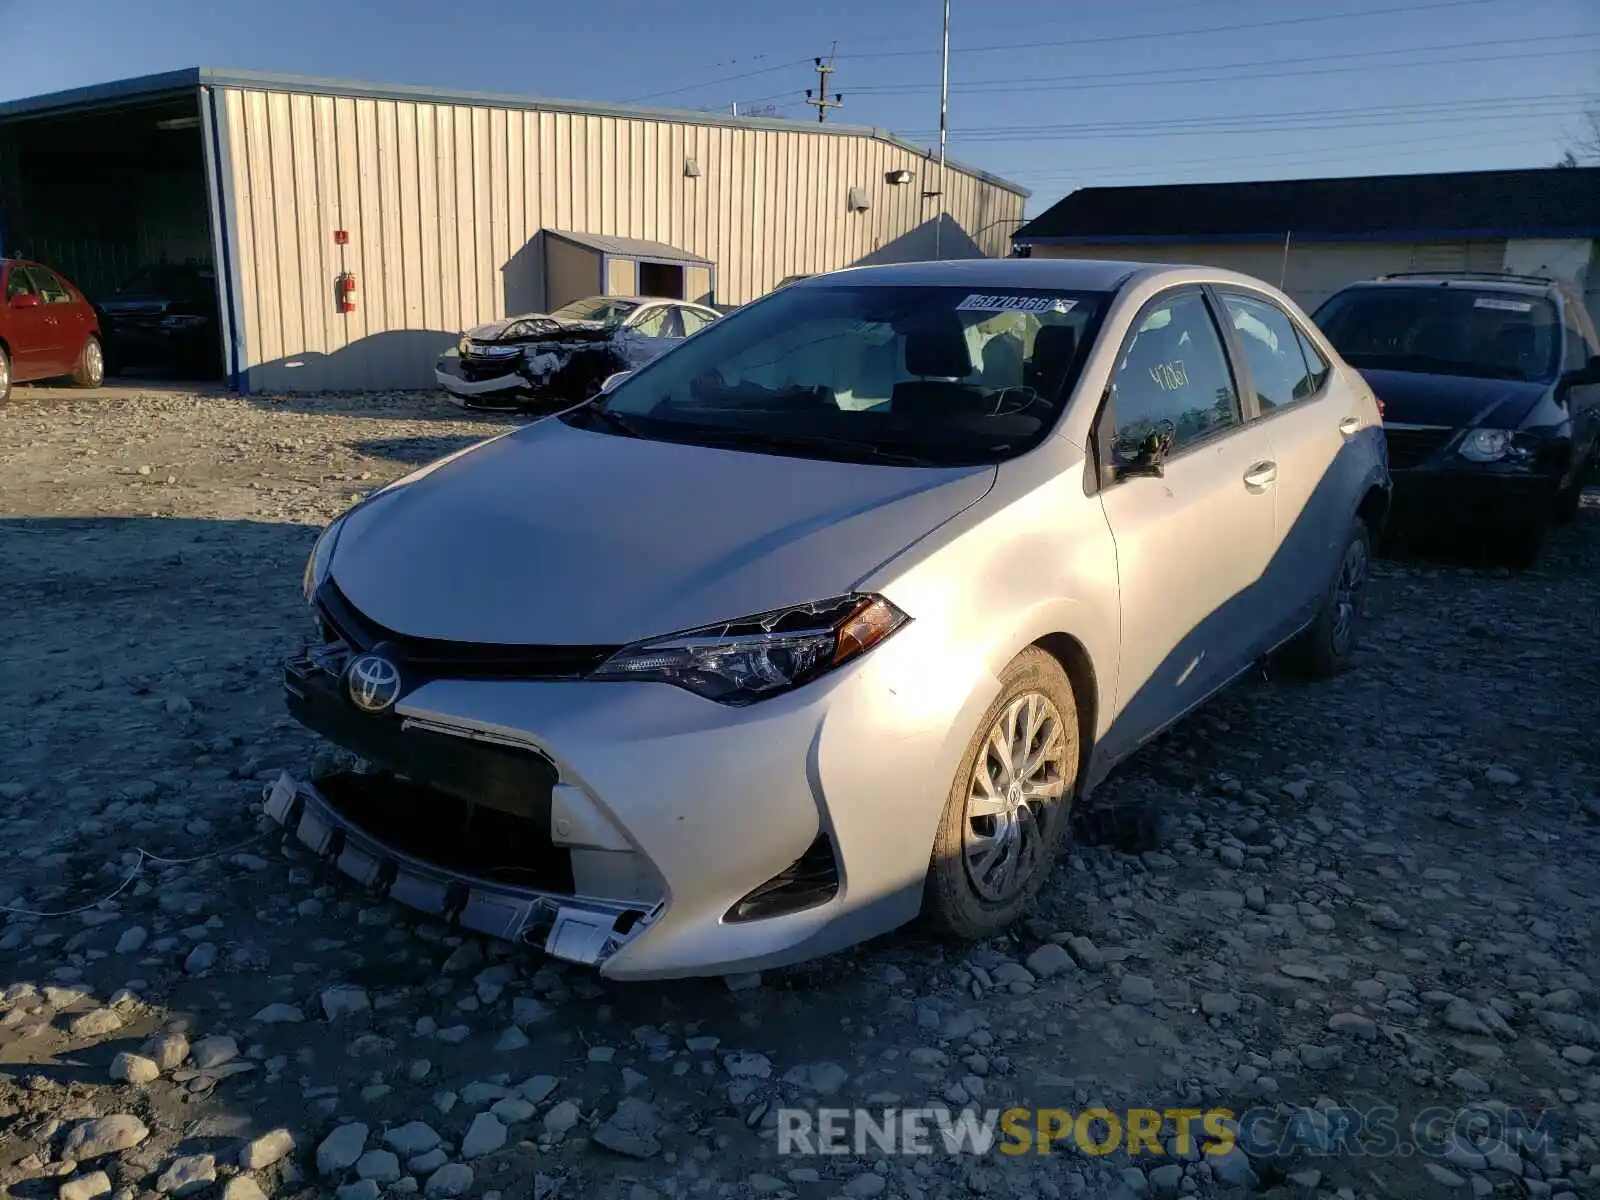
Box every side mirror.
[600,370,631,393]
[1116,429,1173,480]
[1566,355,1600,387]
[9,292,40,309]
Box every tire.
[71,336,105,388]
[0,345,10,404]
[923,647,1079,940]
[1287,520,1372,679]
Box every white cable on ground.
[0,830,277,920]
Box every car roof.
[1340,275,1557,296]
[787,257,1281,295]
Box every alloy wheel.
[1330,537,1369,656]
[963,691,1069,903]
[84,340,104,386]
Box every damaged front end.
[436,317,623,410]
[269,623,663,968]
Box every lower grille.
[1384,425,1454,470]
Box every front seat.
[891,316,986,418]
[1025,324,1079,399]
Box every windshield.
[563,283,1108,467]
[116,265,215,297]
[1314,286,1560,382]
[549,297,639,326]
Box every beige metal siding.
[1032,239,1509,316]
[684,263,711,306]
[605,256,636,297]
[218,86,1025,391]
[544,236,600,311]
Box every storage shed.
[0,68,1027,392]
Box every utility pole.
[933,0,951,257]
[805,48,842,123]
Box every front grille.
[1384,426,1454,470]
[315,580,621,680]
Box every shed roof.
[547,230,712,265]
[0,67,1028,198]
[1014,167,1600,245]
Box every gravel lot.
[2,383,1598,1200]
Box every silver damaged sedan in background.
[274,259,1389,979]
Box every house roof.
[0,68,1027,198]
[546,230,712,266]
[1014,167,1600,245]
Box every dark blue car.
[1315,272,1600,566]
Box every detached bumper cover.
[1390,465,1556,529]
[263,770,658,966]
[435,353,532,404]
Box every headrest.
[903,317,975,378]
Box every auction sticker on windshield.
[957,294,1077,314]
[1473,297,1533,312]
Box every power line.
[622,56,816,104]
[846,33,1600,96]
[834,0,1507,62]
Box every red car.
[0,258,105,402]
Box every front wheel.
[923,647,1079,940]
[0,345,11,403]
[1287,520,1371,678]
[71,335,105,388]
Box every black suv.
[1314,272,1600,565]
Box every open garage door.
[0,89,227,382]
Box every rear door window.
[1220,291,1318,412]
[30,267,72,304]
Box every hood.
[330,417,995,644]
[464,312,607,343]
[1359,368,1548,429]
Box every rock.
[841,1174,887,1198]
[239,1128,295,1170]
[321,985,371,1020]
[114,926,149,955]
[253,1003,305,1024]
[190,1034,239,1068]
[1118,974,1156,1006]
[1484,767,1519,785]
[519,1075,560,1103]
[142,1032,190,1071]
[494,1026,529,1052]
[317,1123,369,1175]
[336,1184,380,1200]
[1200,993,1239,1018]
[68,1008,124,1040]
[725,1052,773,1079]
[356,1149,402,1183]
[1209,1145,1258,1188]
[155,1154,216,1196]
[593,1097,664,1159]
[782,1061,850,1095]
[724,972,762,992]
[1025,943,1075,979]
[184,942,218,974]
[1064,935,1104,970]
[490,1097,536,1124]
[1300,1044,1342,1071]
[1443,999,1491,1035]
[59,1172,113,1200]
[110,1052,160,1085]
[1367,905,1407,931]
[1327,1012,1378,1040]
[1425,1164,1466,1187]
[1148,1162,1184,1195]
[424,1164,474,1198]
[408,1149,449,1175]
[1450,1068,1491,1094]
[221,1179,268,1200]
[460,1113,507,1159]
[1219,845,1245,868]
[512,997,552,1025]
[383,1122,442,1157]
[63,1114,150,1160]
[543,1100,582,1137]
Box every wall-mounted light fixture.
[886,168,913,185]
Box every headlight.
[301,516,344,603]
[590,595,908,705]
[1458,428,1536,464]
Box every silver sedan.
[278,258,1389,979]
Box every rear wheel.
[71,336,105,388]
[924,647,1079,940]
[0,346,10,403]
[1287,520,1371,678]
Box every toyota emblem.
[345,653,402,714]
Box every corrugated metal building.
[0,69,1027,392]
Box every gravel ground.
[2,384,1598,1200]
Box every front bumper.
[273,617,982,979]
[1390,465,1556,531]
[435,352,532,407]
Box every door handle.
[1339,416,1362,435]
[1243,461,1278,490]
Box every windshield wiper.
[663,426,946,467]
[576,401,645,438]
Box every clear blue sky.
[5,0,1597,213]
